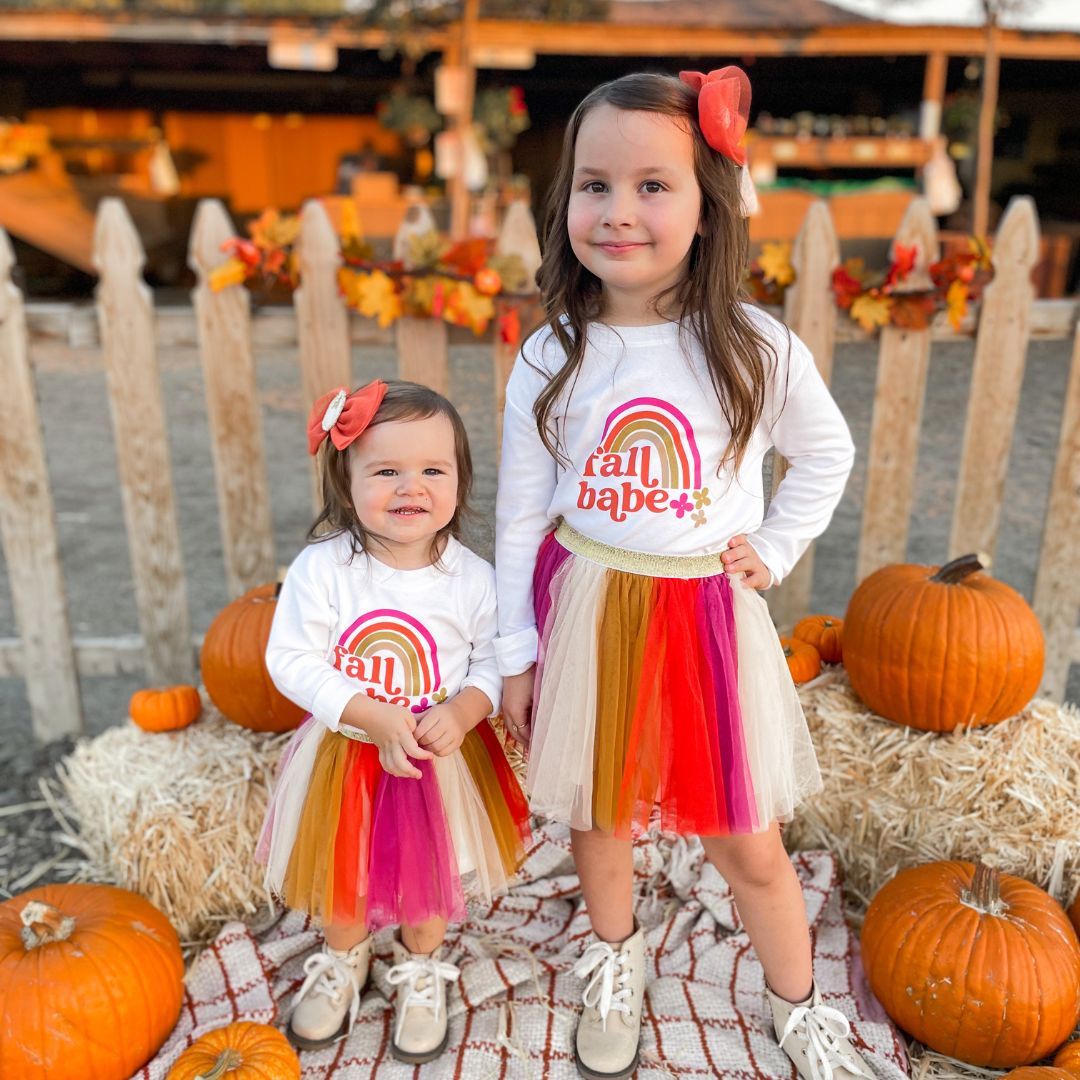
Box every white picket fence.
[0,194,1077,740]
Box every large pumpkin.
[844,554,1044,731]
[861,860,1080,1068]
[201,583,305,732]
[0,883,184,1080]
[166,1021,300,1080]
[1070,894,1080,940]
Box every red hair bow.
[307,380,387,456]
[679,66,751,166]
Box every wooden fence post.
[94,199,194,684]
[769,201,840,627]
[393,210,449,395]
[0,228,83,738]
[189,199,275,597]
[295,199,351,509]
[1033,323,1080,702]
[492,201,544,448]
[857,199,940,582]
[949,197,1040,560]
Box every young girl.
[495,69,869,1080]
[258,379,530,1062]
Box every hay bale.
[788,671,1080,915]
[52,708,289,949]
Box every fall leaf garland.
[209,209,533,343]
[745,237,993,333]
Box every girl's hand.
[341,696,433,780]
[501,668,535,748]
[721,535,773,590]
[414,698,470,758]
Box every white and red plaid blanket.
[138,823,909,1079]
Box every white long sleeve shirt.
[266,533,502,732]
[494,308,855,676]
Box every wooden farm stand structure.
[1,3,1079,269]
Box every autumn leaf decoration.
[210,210,533,344]
[829,236,992,334]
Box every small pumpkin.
[473,267,503,296]
[793,615,843,664]
[781,636,821,685]
[166,1021,300,1080]
[200,583,305,733]
[843,553,1044,731]
[860,860,1080,1068]
[1000,1071,1075,1079]
[0,883,184,1080]
[130,684,203,732]
[1054,1040,1080,1075]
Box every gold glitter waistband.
[554,521,726,579]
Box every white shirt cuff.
[493,627,539,676]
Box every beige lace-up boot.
[387,937,461,1064]
[768,982,876,1080]
[288,937,372,1049]
[573,925,647,1080]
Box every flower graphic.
[432,688,448,703]
[692,509,707,528]
[693,487,711,510]
[670,493,693,519]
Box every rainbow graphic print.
[577,397,706,524]
[331,608,445,711]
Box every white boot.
[768,982,876,1080]
[573,926,647,1080]
[386,937,461,1064]
[288,938,372,1050]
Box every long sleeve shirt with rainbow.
[494,307,856,676]
[266,533,502,732]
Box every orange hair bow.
[307,380,387,456]
[678,66,751,166]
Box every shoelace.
[386,956,461,1045]
[292,949,364,1036]
[573,941,634,1030]
[779,1003,875,1080]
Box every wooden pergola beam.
[1,12,1077,62]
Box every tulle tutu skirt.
[257,718,531,930]
[529,523,822,838]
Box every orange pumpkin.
[1000,1071,1075,1079]
[130,684,203,732]
[843,554,1044,731]
[1054,1041,1080,1075]
[1070,894,1080,940]
[0,883,184,1080]
[166,1021,300,1080]
[473,267,503,296]
[793,615,844,664]
[781,637,821,685]
[861,860,1080,1068]
[200,583,305,733]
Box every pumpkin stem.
[20,900,76,949]
[930,552,991,585]
[195,1048,244,1080]
[960,860,1008,917]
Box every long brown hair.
[534,72,783,473]
[309,379,473,564]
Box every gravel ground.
[1,329,1077,897]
